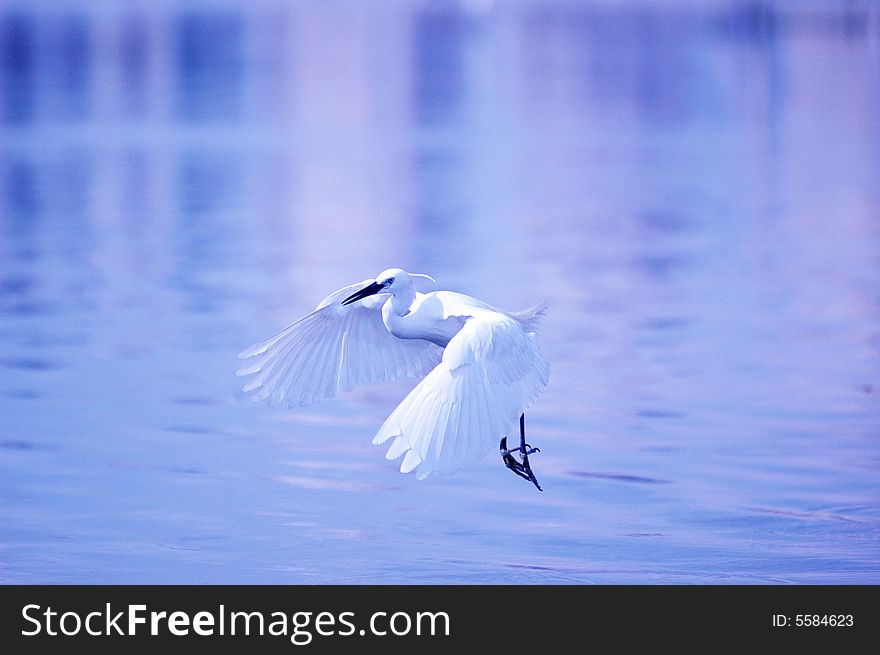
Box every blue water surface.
[1,0,879,584]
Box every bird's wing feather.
[372,312,550,479]
[237,280,443,407]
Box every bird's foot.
[499,437,543,491]
[499,441,540,458]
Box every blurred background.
[1,0,879,583]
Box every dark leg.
[518,413,540,456]
[500,437,532,482]
[499,414,542,491]
[517,414,543,491]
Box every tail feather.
[510,301,548,333]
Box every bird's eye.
[386,277,394,285]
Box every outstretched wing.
[372,312,550,479]
[237,280,443,407]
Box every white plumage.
[237,268,549,480]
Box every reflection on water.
[1,1,879,584]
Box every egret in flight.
[236,268,549,489]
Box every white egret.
[236,268,550,489]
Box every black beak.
[341,281,385,306]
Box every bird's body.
[237,268,549,485]
[383,291,467,346]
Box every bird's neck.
[388,286,416,316]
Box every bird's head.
[341,268,411,306]
[375,268,409,291]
